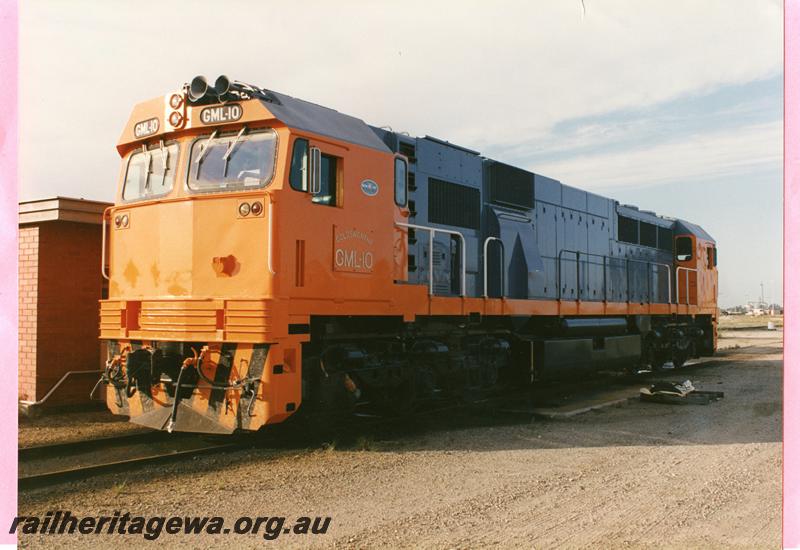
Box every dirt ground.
[18,324,782,549]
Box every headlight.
[238,202,251,217]
[121,214,129,228]
[169,111,184,127]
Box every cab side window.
[289,138,308,191]
[394,157,408,207]
[707,246,717,268]
[675,237,693,261]
[312,154,338,207]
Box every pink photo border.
[786,1,799,547]
[0,1,794,547]
[0,0,18,545]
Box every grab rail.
[482,236,505,298]
[101,207,111,280]
[396,222,466,296]
[557,249,672,303]
[675,266,698,305]
[267,194,275,274]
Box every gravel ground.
[717,314,784,351]
[17,329,782,549]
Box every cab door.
[674,234,697,305]
[700,242,718,309]
[392,156,411,283]
[285,133,396,303]
[285,136,348,295]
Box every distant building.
[722,303,782,316]
[19,197,111,410]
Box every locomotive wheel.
[672,347,688,369]
[293,354,359,438]
[381,378,417,416]
[674,341,698,368]
[641,336,664,372]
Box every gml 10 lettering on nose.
[335,248,374,273]
[134,118,159,138]
[200,104,243,125]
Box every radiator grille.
[489,162,534,209]
[428,178,480,230]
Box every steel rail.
[19,431,179,461]
[19,432,240,490]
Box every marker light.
[169,94,184,109]
[250,201,263,215]
[115,215,122,228]
[169,111,184,127]
[238,202,251,216]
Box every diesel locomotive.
[97,76,719,434]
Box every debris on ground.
[640,380,725,405]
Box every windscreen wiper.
[141,144,152,193]
[222,126,247,178]
[194,130,219,179]
[158,140,169,190]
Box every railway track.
[19,431,243,490]
[18,356,728,490]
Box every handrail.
[482,236,505,298]
[675,266,698,305]
[19,370,103,407]
[267,194,275,274]
[396,222,466,296]
[557,249,673,303]
[101,207,111,280]
[310,147,322,195]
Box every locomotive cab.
[99,77,400,433]
[674,230,718,310]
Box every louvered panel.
[137,300,221,339]
[225,301,271,342]
[101,299,272,343]
[99,300,124,338]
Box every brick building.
[19,197,110,408]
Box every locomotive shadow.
[17,356,780,505]
[276,350,782,453]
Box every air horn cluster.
[188,75,231,102]
[184,75,279,106]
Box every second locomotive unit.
[98,76,719,434]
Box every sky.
[18,0,783,307]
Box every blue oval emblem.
[360,179,379,197]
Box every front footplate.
[100,340,302,434]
